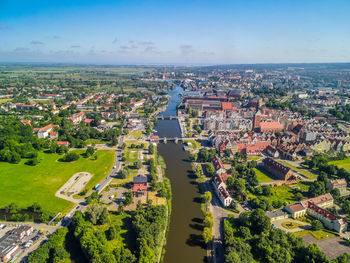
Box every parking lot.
[303,235,350,259]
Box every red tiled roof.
[57,141,69,145]
[287,203,305,213]
[330,179,347,186]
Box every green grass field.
[254,167,275,183]
[0,150,116,214]
[293,230,334,240]
[329,158,350,171]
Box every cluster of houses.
[211,155,233,207]
[267,192,348,233]
[0,226,33,262]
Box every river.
[156,85,207,263]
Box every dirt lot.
[303,235,350,259]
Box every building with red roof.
[132,175,148,197]
[57,141,69,147]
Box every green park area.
[329,158,350,171]
[127,130,144,139]
[0,150,116,214]
[293,229,334,240]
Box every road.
[97,135,124,194]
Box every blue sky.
[0,0,349,64]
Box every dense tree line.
[132,203,167,262]
[223,209,349,263]
[72,210,135,263]
[0,118,47,164]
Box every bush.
[25,157,39,166]
[61,152,79,162]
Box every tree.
[124,191,133,206]
[204,214,214,228]
[134,160,142,169]
[149,144,155,154]
[30,202,42,213]
[119,169,129,179]
[204,191,212,203]
[250,209,271,234]
[61,152,79,162]
[205,163,215,177]
[203,227,213,244]
[106,226,118,240]
[6,203,19,214]
[85,146,95,157]
[311,220,323,231]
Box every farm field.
[0,150,115,214]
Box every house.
[283,193,346,232]
[307,202,347,233]
[262,158,294,181]
[212,155,226,175]
[57,141,69,147]
[213,173,231,190]
[66,111,85,125]
[326,179,347,196]
[20,120,31,126]
[49,131,58,139]
[266,145,279,158]
[132,175,147,197]
[150,135,159,142]
[259,120,284,133]
[84,119,94,126]
[214,186,232,207]
[36,124,58,139]
[285,203,307,218]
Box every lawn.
[280,160,318,180]
[268,185,297,205]
[86,138,108,145]
[293,230,334,240]
[0,150,116,214]
[247,184,298,205]
[254,167,275,183]
[148,191,167,206]
[123,151,139,163]
[127,130,144,139]
[329,158,350,171]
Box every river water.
[156,85,207,263]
